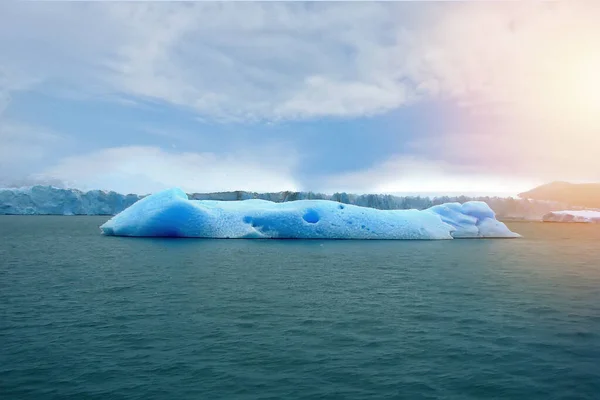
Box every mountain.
[519,182,600,209]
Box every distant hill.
[519,182,600,209]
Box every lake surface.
[1,216,599,399]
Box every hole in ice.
[338,204,345,209]
[302,209,320,224]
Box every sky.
[1,1,600,196]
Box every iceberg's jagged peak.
[100,188,521,239]
[542,210,600,223]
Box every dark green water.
[1,216,599,399]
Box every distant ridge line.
[519,182,600,209]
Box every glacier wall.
[100,188,520,239]
[542,210,600,223]
[0,185,573,219]
[0,186,141,215]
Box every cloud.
[1,1,599,193]
[0,67,13,116]
[35,145,300,194]
[2,1,599,124]
[0,123,65,184]
[101,2,427,121]
[316,155,539,196]
[274,76,407,119]
[0,2,426,121]
[0,90,9,116]
[413,1,600,127]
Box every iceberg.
[100,188,521,239]
[542,210,600,223]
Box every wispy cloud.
[317,155,537,196]
[36,145,300,194]
[0,123,65,184]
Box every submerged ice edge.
[99,188,521,240]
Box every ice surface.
[542,210,600,223]
[100,188,520,239]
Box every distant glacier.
[0,185,577,220]
[542,210,600,223]
[0,186,142,216]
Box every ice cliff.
[0,186,141,215]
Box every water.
[1,216,599,399]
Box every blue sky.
[1,1,599,195]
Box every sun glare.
[543,52,600,131]
[570,55,600,128]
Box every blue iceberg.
[99,188,520,239]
